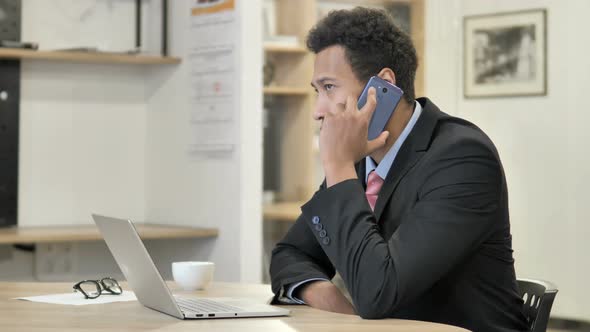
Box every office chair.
[517,278,558,332]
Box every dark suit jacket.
[270,98,529,332]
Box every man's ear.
[377,68,396,86]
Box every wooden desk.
[0,282,468,332]
[0,224,218,245]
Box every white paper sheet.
[188,0,237,156]
[15,291,137,306]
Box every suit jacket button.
[314,223,323,231]
[322,237,330,245]
[319,229,327,238]
[312,216,320,224]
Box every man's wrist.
[299,280,356,315]
[298,280,332,303]
[288,278,329,304]
[324,162,357,187]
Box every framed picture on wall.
[464,9,547,98]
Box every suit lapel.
[373,98,445,222]
[374,147,424,221]
[356,159,367,188]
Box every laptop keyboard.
[175,297,245,313]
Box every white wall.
[425,0,590,321]
[19,0,147,226]
[19,62,147,226]
[21,0,137,51]
[2,0,262,284]
[1,0,149,281]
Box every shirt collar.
[365,100,423,183]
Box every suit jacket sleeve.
[299,138,502,318]
[269,182,337,304]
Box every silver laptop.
[92,214,290,319]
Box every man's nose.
[313,108,324,121]
[313,100,328,121]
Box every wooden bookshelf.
[263,86,310,96]
[0,48,181,65]
[0,224,218,245]
[263,201,305,222]
[264,44,308,54]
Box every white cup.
[172,261,215,291]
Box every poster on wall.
[464,9,547,98]
[188,0,237,156]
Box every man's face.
[311,45,365,122]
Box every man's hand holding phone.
[320,87,390,187]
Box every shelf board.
[263,86,310,96]
[0,48,181,65]
[0,224,218,244]
[263,201,305,222]
[263,43,308,54]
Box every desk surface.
[0,281,468,332]
[0,224,219,244]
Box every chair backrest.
[517,278,558,332]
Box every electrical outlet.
[34,243,78,281]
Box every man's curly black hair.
[307,7,418,103]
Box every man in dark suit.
[269,7,529,332]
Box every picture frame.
[464,9,547,98]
